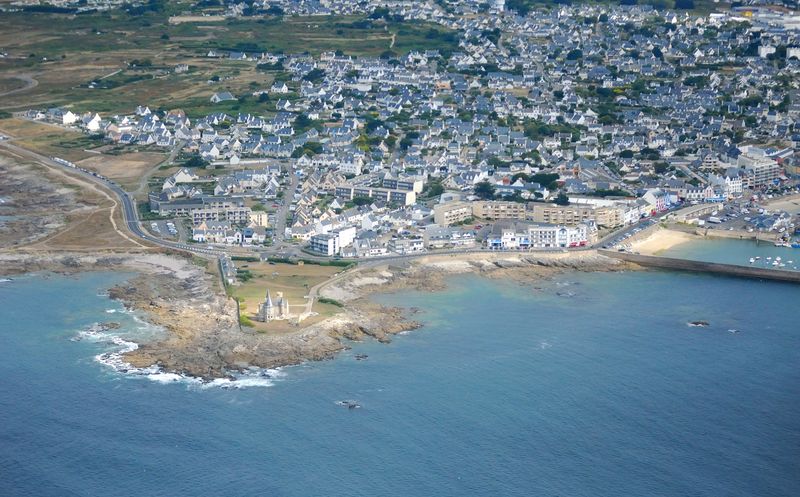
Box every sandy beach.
[631,228,697,255]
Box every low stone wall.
[600,250,800,284]
[693,227,769,242]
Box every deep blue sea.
[1,263,799,497]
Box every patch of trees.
[683,75,708,87]
[350,196,373,206]
[22,5,77,13]
[739,95,763,108]
[291,142,323,158]
[256,61,284,71]
[369,7,404,22]
[302,68,326,83]
[423,178,445,198]
[588,189,632,197]
[511,172,560,190]
[554,191,570,206]
[566,49,583,60]
[474,181,496,200]
[523,119,582,142]
[183,154,208,168]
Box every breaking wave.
[73,322,281,389]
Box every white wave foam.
[147,372,191,384]
[74,322,278,389]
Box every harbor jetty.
[601,250,800,284]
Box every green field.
[0,11,458,59]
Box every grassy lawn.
[230,261,344,333]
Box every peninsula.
[1,0,799,381]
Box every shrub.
[318,297,344,308]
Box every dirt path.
[132,140,185,197]
[0,74,38,97]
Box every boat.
[0,278,12,283]
[792,243,800,249]
[336,400,361,410]
[749,258,755,264]
[772,261,779,266]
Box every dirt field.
[231,261,344,333]
[0,77,29,94]
[0,118,98,162]
[77,151,166,190]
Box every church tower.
[258,289,276,322]
[256,289,290,322]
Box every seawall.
[600,250,800,284]
[692,227,776,243]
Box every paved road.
[0,140,225,258]
[272,165,299,244]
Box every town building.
[485,221,596,250]
[433,201,473,226]
[472,201,527,221]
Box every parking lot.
[602,219,658,250]
[696,190,800,236]
[147,220,180,240]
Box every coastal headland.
[0,249,633,379]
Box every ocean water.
[1,266,799,497]
[663,237,800,271]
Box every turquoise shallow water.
[1,266,799,497]
[663,237,800,271]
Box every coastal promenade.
[600,250,800,284]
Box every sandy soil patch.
[169,15,227,24]
[77,151,165,190]
[764,194,800,214]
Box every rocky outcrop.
[0,250,633,380]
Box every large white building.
[485,221,596,250]
[308,226,356,256]
[738,149,783,188]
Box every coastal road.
[0,139,225,258]
[0,130,703,270]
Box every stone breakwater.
[602,250,800,284]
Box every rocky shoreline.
[0,250,636,380]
